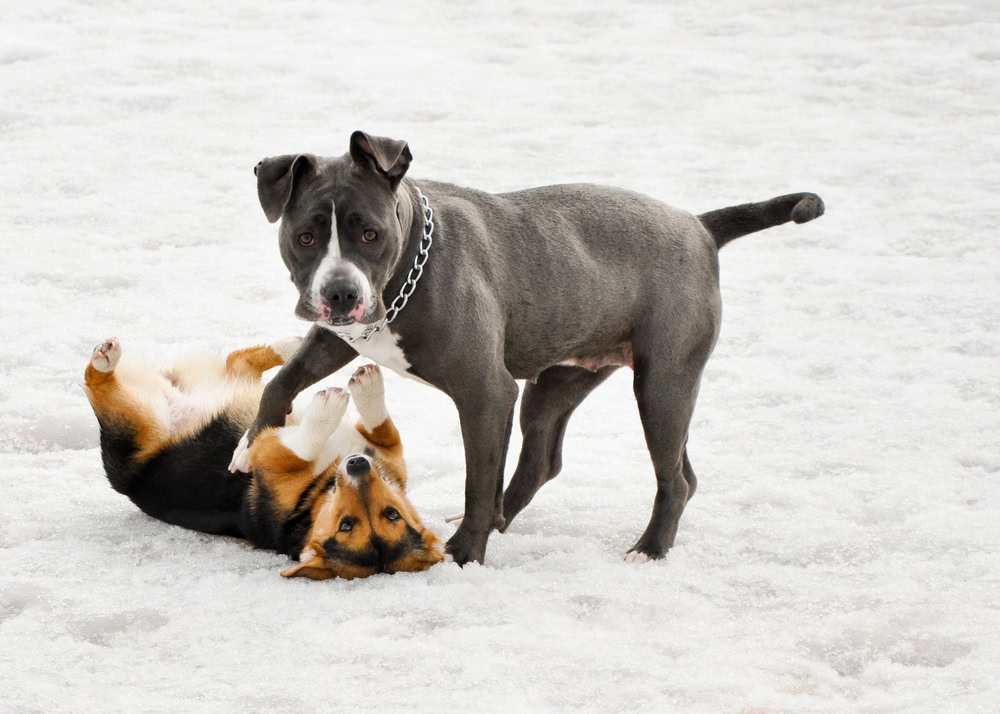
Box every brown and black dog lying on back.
[83,336,443,580]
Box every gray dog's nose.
[322,278,360,314]
[345,455,371,478]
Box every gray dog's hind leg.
[627,345,712,561]
[501,365,618,531]
[447,373,519,565]
[681,446,697,500]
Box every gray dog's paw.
[445,526,489,566]
[624,550,651,564]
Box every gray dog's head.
[254,131,413,328]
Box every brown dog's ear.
[281,555,335,581]
[349,131,411,190]
[255,154,316,224]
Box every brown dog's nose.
[345,455,371,478]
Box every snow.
[1,0,999,711]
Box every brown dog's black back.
[97,412,251,537]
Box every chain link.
[334,187,434,344]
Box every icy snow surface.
[1,1,998,711]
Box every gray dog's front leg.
[447,375,519,565]
[249,325,357,442]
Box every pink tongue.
[347,302,367,321]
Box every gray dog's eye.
[298,233,315,246]
[361,229,378,244]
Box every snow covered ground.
[2,0,998,710]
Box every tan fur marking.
[249,430,316,513]
[357,419,407,490]
[225,345,285,380]
[84,363,115,386]
[84,364,170,463]
[355,417,402,451]
[370,442,408,491]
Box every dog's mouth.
[323,303,380,328]
[294,294,381,326]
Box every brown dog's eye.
[361,229,377,244]
[298,233,314,246]
[383,507,401,522]
[338,518,354,533]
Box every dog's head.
[281,453,444,581]
[254,131,416,330]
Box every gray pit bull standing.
[229,130,824,566]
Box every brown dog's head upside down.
[280,456,446,580]
[83,337,443,579]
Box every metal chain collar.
[334,186,434,344]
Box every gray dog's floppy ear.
[255,154,316,223]
[349,131,411,189]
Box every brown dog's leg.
[347,364,407,488]
[246,429,318,514]
[225,337,303,380]
[249,386,349,510]
[347,365,401,450]
[251,387,349,469]
[84,338,172,488]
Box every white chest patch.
[323,323,432,387]
[313,417,372,475]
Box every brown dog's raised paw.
[90,337,121,373]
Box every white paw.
[279,388,349,462]
[90,337,121,373]
[272,336,303,362]
[229,430,252,473]
[348,364,387,428]
[303,387,350,428]
[624,551,650,565]
[443,553,455,564]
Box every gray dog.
[229,131,824,566]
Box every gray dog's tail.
[698,193,824,249]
